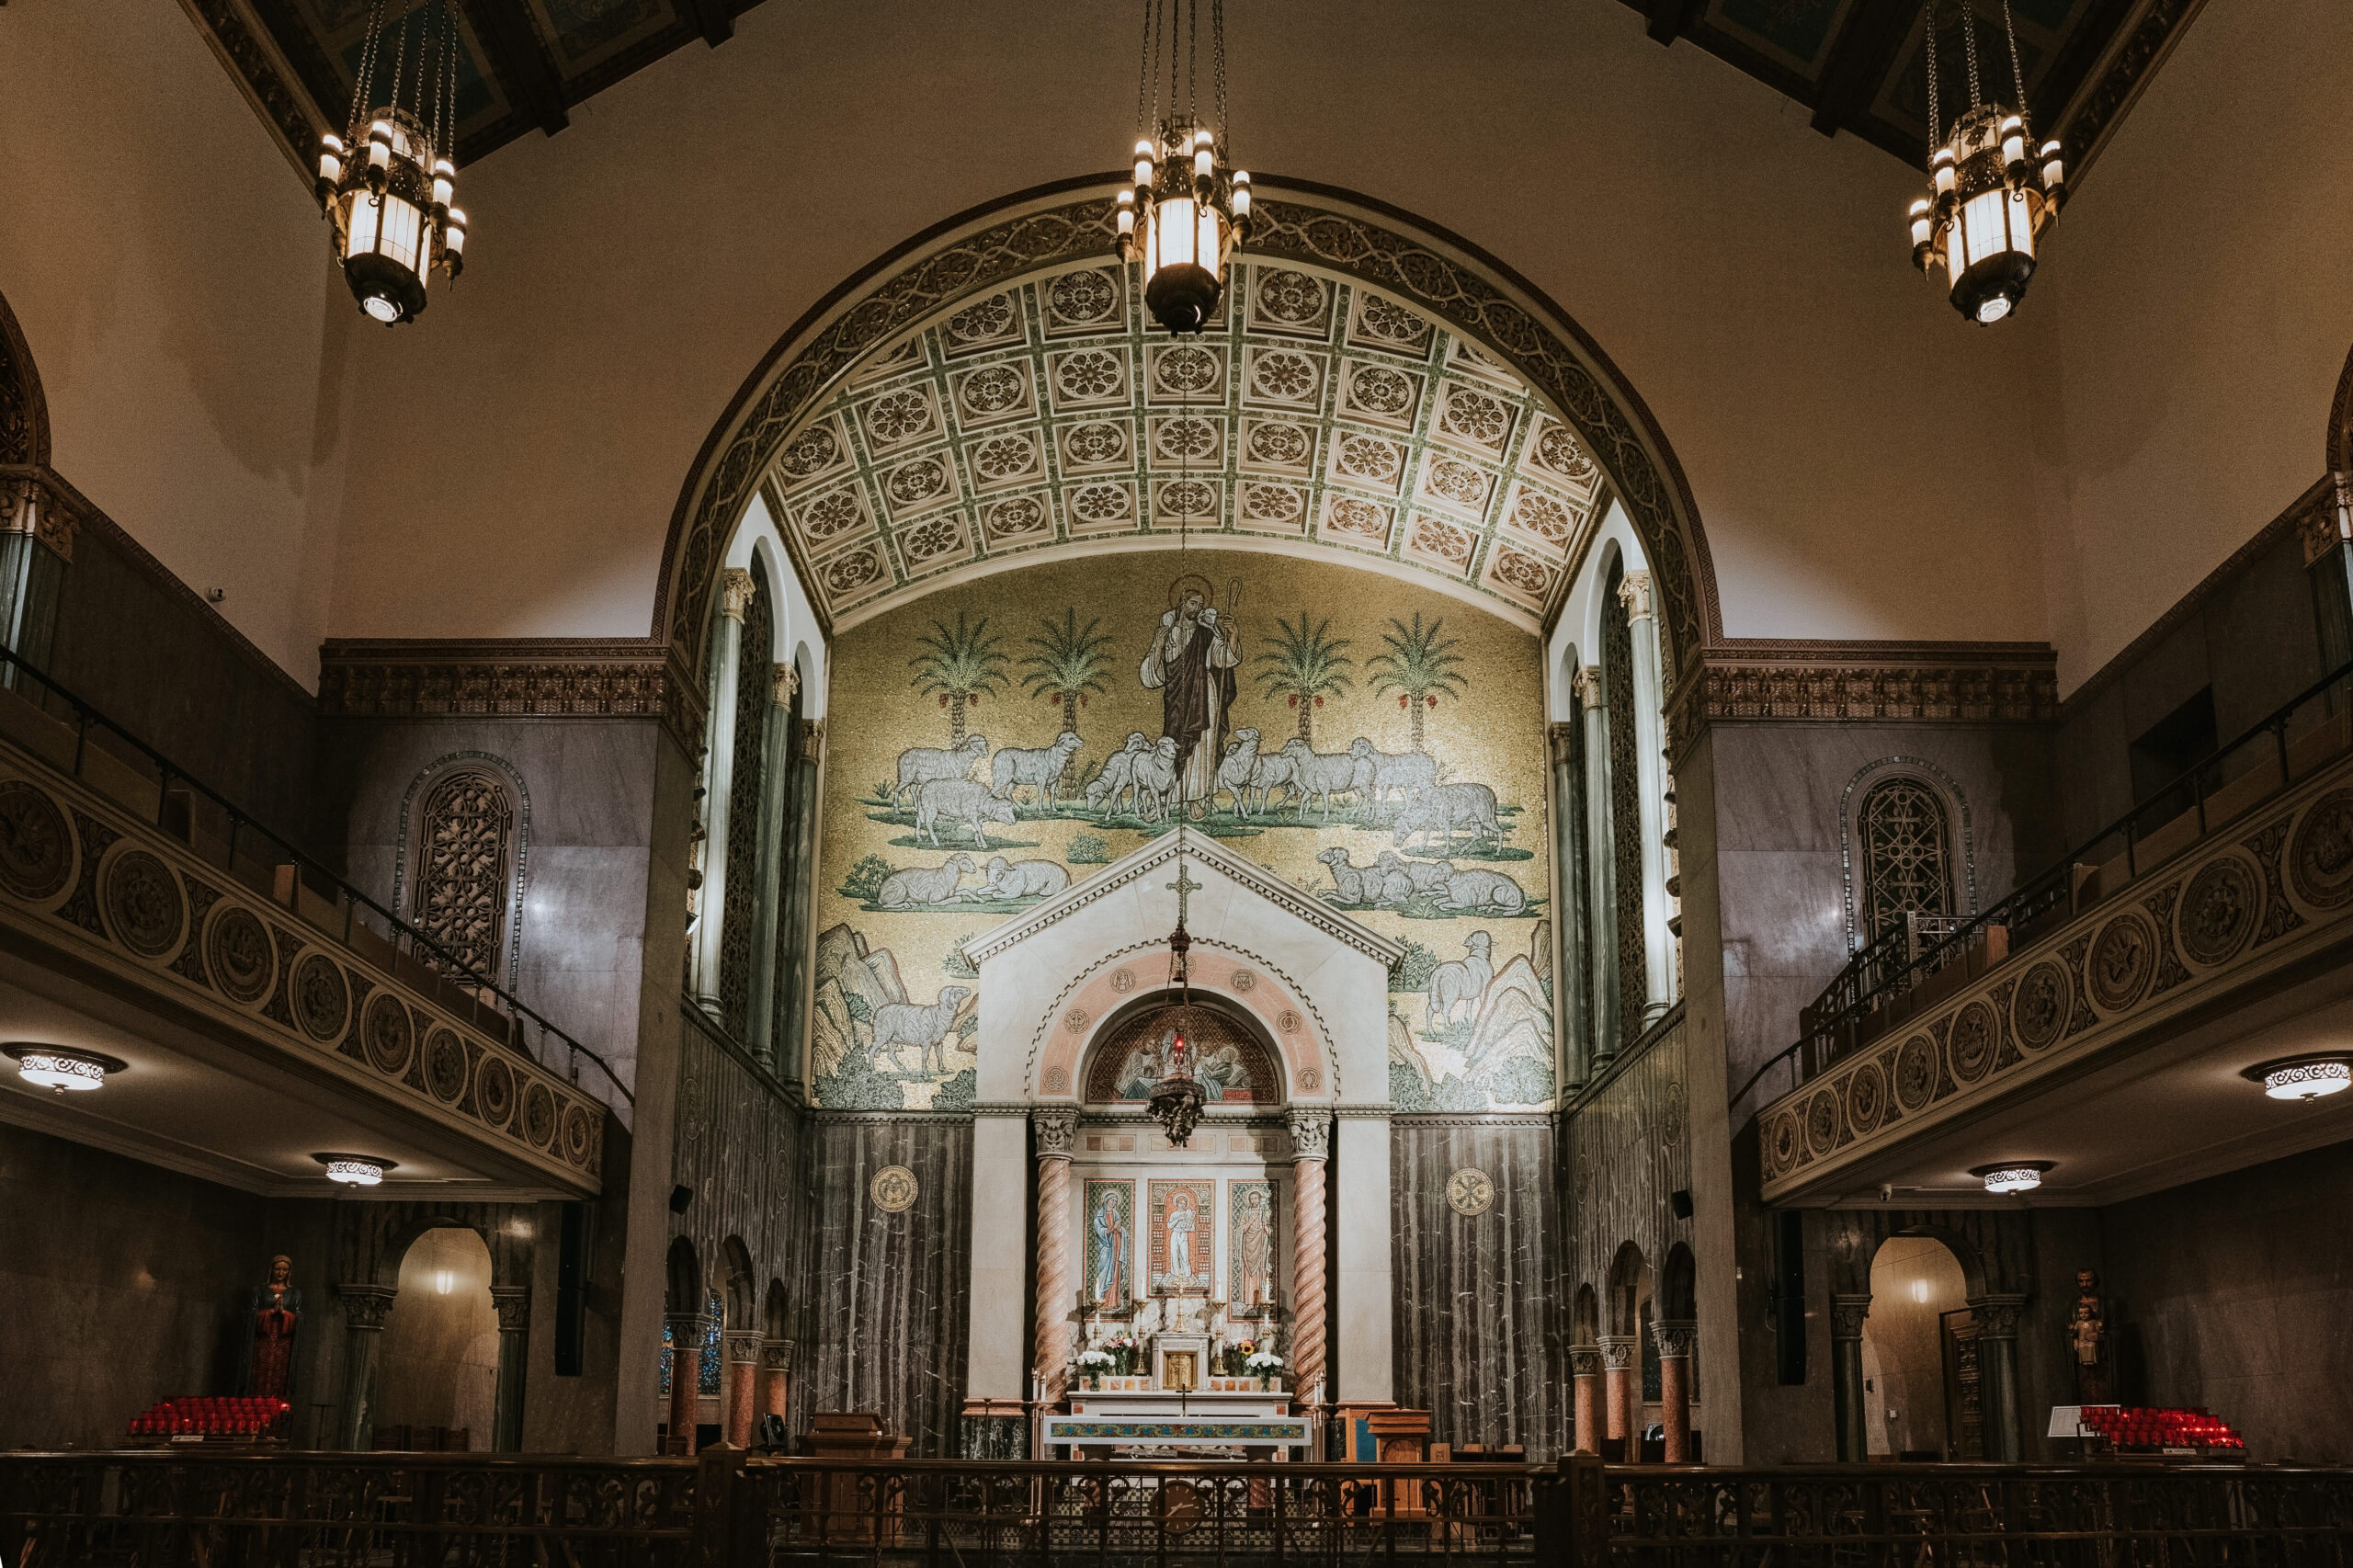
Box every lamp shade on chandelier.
[1115,0,1250,335]
[1905,0,2063,324]
[314,0,469,325]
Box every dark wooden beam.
[466,0,568,136]
[1647,0,1699,45]
[679,0,733,46]
[1809,0,1914,137]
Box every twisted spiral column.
[1287,1109,1332,1406]
[1033,1109,1077,1405]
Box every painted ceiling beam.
[680,0,734,47]
[467,0,569,136]
[1810,2,1913,138]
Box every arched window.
[1601,561,1647,1028]
[657,1286,727,1397]
[1856,776,1954,940]
[715,558,774,1038]
[408,765,520,985]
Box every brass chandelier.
[1145,837,1211,1147]
[314,0,470,325]
[1114,0,1251,335]
[1905,0,2064,324]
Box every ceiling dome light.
[313,1153,398,1186]
[1906,1,2063,324]
[5,1043,126,1096]
[1971,1161,2053,1195]
[1113,1,1250,335]
[315,3,470,325]
[2242,1054,2353,1102]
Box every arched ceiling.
[762,258,1606,634]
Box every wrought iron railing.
[0,644,631,1106]
[4,1451,2348,1566]
[1736,657,2353,1117]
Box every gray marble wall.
[1390,1118,1566,1459]
[801,1117,972,1457]
[1560,1020,1694,1311]
[668,1013,812,1356]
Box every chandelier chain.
[1961,0,1982,110]
[1212,0,1228,147]
[1923,1,1939,150]
[2002,0,2027,116]
[1137,0,1158,138]
[350,0,388,143]
[1187,0,1199,125]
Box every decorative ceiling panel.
[766,261,1606,632]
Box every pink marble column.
[664,1312,706,1456]
[1598,1335,1639,1459]
[1654,1321,1697,1463]
[1569,1345,1602,1454]
[759,1338,793,1440]
[1033,1109,1077,1404]
[722,1331,761,1448]
[1287,1110,1332,1405]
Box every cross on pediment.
[1165,864,1203,926]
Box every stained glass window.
[657,1289,727,1397]
[1858,778,1953,939]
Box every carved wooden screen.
[767,680,807,1061]
[717,562,774,1038]
[1857,777,1953,940]
[415,770,515,984]
[1602,565,1647,1029]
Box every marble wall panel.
[670,1016,812,1350]
[801,1117,972,1456]
[1560,1017,1693,1305]
[1390,1119,1565,1458]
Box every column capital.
[488,1285,530,1334]
[664,1310,711,1339]
[1547,720,1578,766]
[799,719,825,761]
[1616,569,1654,622]
[1285,1108,1332,1162]
[1573,665,1606,710]
[772,661,800,708]
[1568,1344,1602,1378]
[1969,1291,2028,1340]
[723,1329,764,1365]
[337,1283,397,1331]
[1597,1334,1640,1370]
[1829,1292,1872,1340]
[1033,1106,1078,1159]
[1653,1319,1698,1360]
[719,566,756,621]
[760,1337,796,1372]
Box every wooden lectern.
[805,1412,911,1543]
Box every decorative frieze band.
[1666,641,2060,756]
[318,639,709,757]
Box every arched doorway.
[375,1227,499,1450]
[1864,1234,1971,1460]
[1604,1241,1649,1460]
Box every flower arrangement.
[1246,1348,1283,1388]
[1075,1346,1112,1388]
[1221,1338,1259,1377]
[1105,1332,1140,1377]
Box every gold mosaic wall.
[810,549,1555,1112]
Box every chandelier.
[1114,0,1251,335]
[314,1153,395,1186]
[5,1043,125,1096]
[1145,840,1211,1146]
[313,0,469,325]
[1905,0,2063,324]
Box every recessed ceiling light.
[5,1043,127,1096]
[313,1153,398,1187]
[1970,1161,2053,1195]
[2242,1055,2353,1102]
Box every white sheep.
[1316,846,1369,904]
[992,731,1084,805]
[876,854,975,909]
[1085,733,1150,811]
[1376,851,1454,897]
[1243,746,1297,818]
[1440,868,1527,915]
[870,984,972,1076]
[915,778,1020,848]
[1125,736,1182,821]
[1215,728,1264,816]
[1427,932,1494,1029]
[895,734,990,806]
[979,856,1070,900]
[1351,738,1438,801]
[1392,781,1501,851]
[1279,738,1367,824]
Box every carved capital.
[1652,1319,1698,1360]
[799,719,826,763]
[1573,665,1605,711]
[760,1337,796,1372]
[1596,1334,1639,1371]
[1547,721,1578,767]
[0,468,76,561]
[1829,1292,1872,1340]
[489,1286,531,1334]
[2303,478,2353,566]
[1286,1108,1332,1163]
[1969,1291,2028,1341]
[773,661,801,708]
[338,1283,397,1332]
[1616,569,1654,622]
[724,1329,764,1366]
[1033,1107,1078,1160]
[1567,1344,1602,1378]
[665,1311,710,1344]
[718,567,756,622]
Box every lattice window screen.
[415,770,514,984]
[1602,569,1647,1028]
[717,562,774,1037]
[1857,777,1953,939]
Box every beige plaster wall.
[378,1225,501,1445]
[2036,0,2353,691]
[0,0,354,686]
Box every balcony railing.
[1739,658,2353,1115]
[0,644,627,1107]
[1,1451,2347,1566]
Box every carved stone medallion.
[424,1028,469,1102]
[361,991,415,1074]
[2179,854,2260,965]
[475,1056,516,1128]
[1063,1007,1089,1034]
[1844,1060,1886,1135]
[870,1165,918,1212]
[1108,968,1135,994]
[521,1082,557,1148]
[562,1102,594,1165]
[1299,1066,1321,1091]
[2086,912,2155,1013]
[1947,1000,1997,1084]
[1805,1089,1842,1156]
[2010,960,2069,1051]
[292,955,350,1041]
[206,906,275,1004]
[1277,1009,1300,1033]
[1229,967,1257,992]
[105,849,184,958]
[2290,787,2353,910]
[1894,1034,1938,1110]
[1445,1167,1495,1216]
[1768,1110,1801,1176]
[0,781,72,901]
[1041,1065,1069,1095]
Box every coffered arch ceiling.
[658,180,1719,676]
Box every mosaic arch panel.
[1083,1006,1280,1105]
